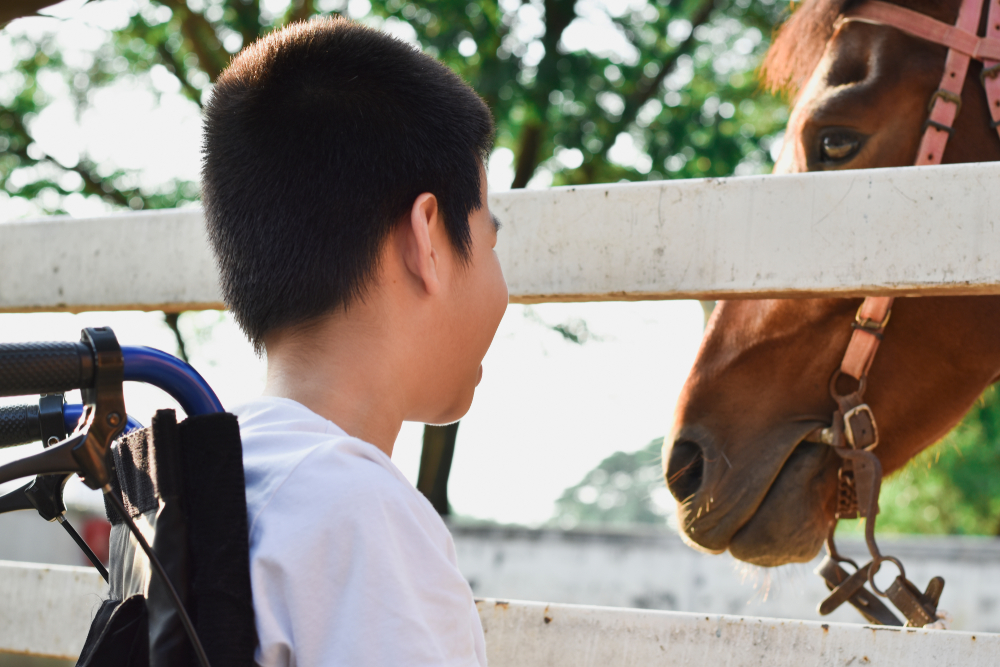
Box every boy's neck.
[262,314,407,457]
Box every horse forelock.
[761,0,954,99]
[761,0,863,99]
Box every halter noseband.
[805,0,1000,628]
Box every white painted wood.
[477,599,998,667]
[0,209,222,313]
[4,561,998,663]
[1,161,999,313]
[491,160,1000,302]
[0,560,107,659]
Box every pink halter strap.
[843,0,1000,165]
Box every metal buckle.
[854,303,891,331]
[927,88,962,115]
[843,403,879,450]
[922,119,954,136]
[981,62,1000,84]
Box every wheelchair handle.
[0,343,223,416]
[0,342,93,397]
[0,403,42,448]
[0,402,144,449]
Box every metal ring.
[867,554,906,597]
[829,369,867,402]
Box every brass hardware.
[854,304,891,331]
[843,403,879,450]
[981,62,1000,84]
[927,88,963,114]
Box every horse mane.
[761,0,860,98]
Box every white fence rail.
[2,162,1000,313]
[477,599,996,667]
[2,561,997,665]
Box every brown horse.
[666,0,1000,567]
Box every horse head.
[667,0,1000,566]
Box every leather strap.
[845,1,1000,60]
[841,296,894,380]
[843,0,993,164]
[917,0,982,164]
[983,0,1000,139]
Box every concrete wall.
[451,523,1000,633]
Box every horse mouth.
[726,441,839,566]
[672,425,839,567]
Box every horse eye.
[819,132,862,162]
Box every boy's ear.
[402,193,442,296]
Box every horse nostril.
[666,439,704,502]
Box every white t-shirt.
[236,396,487,667]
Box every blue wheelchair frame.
[0,328,226,667]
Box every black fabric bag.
[76,410,256,667]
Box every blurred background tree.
[7,0,1000,535]
[550,437,673,530]
[0,0,789,218]
[1,0,790,517]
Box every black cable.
[57,516,109,583]
[103,486,212,667]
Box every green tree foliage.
[2,0,789,217]
[551,437,673,529]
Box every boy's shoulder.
[235,396,439,536]
[236,400,483,667]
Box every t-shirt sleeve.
[249,444,484,667]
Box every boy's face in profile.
[426,165,508,425]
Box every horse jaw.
[727,442,839,566]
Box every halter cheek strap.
[983,0,1000,130]
[804,0,1000,628]
[841,296,893,380]
[916,0,982,164]
[843,0,1000,163]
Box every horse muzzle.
[665,422,839,566]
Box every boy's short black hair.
[202,18,494,351]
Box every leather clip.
[885,576,945,628]
[815,556,902,625]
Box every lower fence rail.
[477,598,996,666]
[2,560,997,665]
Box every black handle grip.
[0,342,93,398]
[0,404,41,448]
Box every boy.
[201,17,507,666]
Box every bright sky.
[0,0,709,527]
